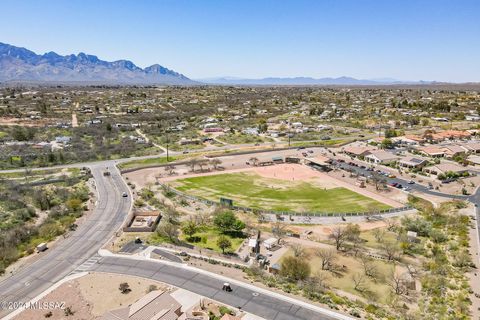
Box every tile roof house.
[102,290,183,320]
[417,146,446,158]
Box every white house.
[364,150,400,164]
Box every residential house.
[442,145,466,159]
[460,142,480,154]
[467,154,480,166]
[398,157,429,170]
[102,290,183,320]
[417,146,446,158]
[364,150,400,164]
[423,163,468,176]
[342,146,375,158]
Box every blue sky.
[1,0,479,82]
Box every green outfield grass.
[172,172,391,213]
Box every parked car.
[408,180,415,184]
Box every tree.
[373,228,385,243]
[66,198,82,212]
[157,221,179,242]
[280,256,311,281]
[213,211,244,233]
[290,243,307,258]
[352,272,367,292]
[315,248,336,271]
[272,221,288,244]
[359,254,378,279]
[198,159,210,172]
[387,269,407,295]
[119,282,131,294]
[329,226,347,251]
[371,172,387,191]
[210,158,222,170]
[381,138,394,149]
[164,164,176,175]
[217,235,232,254]
[187,158,200,172]
[181,220,198,240]
[381,241,401,261]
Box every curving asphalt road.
[87,255,342,320]
[0,163,131,318]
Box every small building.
[123,211,162,232]
[272,156,284,163]
[263,237,278,250]
[407,231,419,243]
[305,156,332,171]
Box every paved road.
[88,255,341,320]
[0,163,131,318]
[334,161,469,200]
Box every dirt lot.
[15,273,171,320]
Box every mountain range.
[197,76,435,86]
[0,42,195,85]
[0,42,442,86]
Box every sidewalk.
[466,204,480,319]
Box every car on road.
[390,182,398,187]
[122,192,128,197]
[408,180,415,184]
[396,184,403,189]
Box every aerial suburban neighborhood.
[1,1,480,320]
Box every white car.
[122,192,128,197]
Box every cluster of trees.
[0,179,90,274]
[186,158,223,173]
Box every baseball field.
[171,171,391,213]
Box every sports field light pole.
[163,120,170,162]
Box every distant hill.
[197,76,435,86]
[0,42,195,85]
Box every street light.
[288,133,294,147]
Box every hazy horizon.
[1,0,479,82]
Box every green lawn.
[172,172,390,214]
[179,226,246,253]
[118,155,176,170]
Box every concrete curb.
[98,249,354,320]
